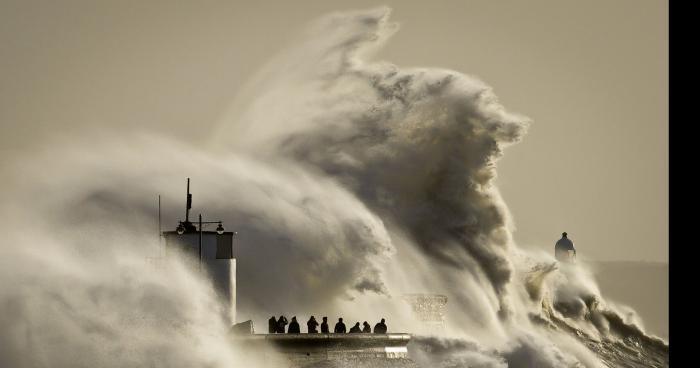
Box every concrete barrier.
[232,333,415,367]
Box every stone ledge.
[232,333,413,365]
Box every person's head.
[292,316,296,321]
[354,322,360,326]
[363,321,369,326]
[323,317,327,322]
[271,315,275,319]
[279,315,285,319]
[562,232,568,238]
[310,315,315,320]
[339,318,343,322]
[381,318,385,323]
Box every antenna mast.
[176,178,197,233]
[158,194,162,256]
[186,178,192,224]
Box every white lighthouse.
[555,232,576,263]
[161,178,237,325]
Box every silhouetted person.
[288,316,300,334]
[268,316,278,333]
[373,318,387,334]
[321,317,329,333]
[334,318,346,333]
[307,316,319,333]
[349,322,361,333]
[362,321,371,333]
[277,315,288,333]
[555,232,576,263]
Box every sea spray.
[0,7,667,368]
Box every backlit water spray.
[0,7,667,368]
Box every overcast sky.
[1,0,667,262]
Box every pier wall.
[232,333,416,367]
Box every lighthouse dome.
[555,232,576,262]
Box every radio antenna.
[185,178,192,223]
[158,194,162,257]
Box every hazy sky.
[1,0,667,262]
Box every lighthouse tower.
[555,232,576,263]
[162,178,237,324]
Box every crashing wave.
[0,6,666,368]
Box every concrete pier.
[232,333,416,367]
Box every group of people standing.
[268,315,388,334]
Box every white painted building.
[162,229,237,324]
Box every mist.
[0,7,667,368]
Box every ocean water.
[0,7,667,368]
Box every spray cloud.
[0,6,667,368]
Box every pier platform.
[232,333,416,367]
